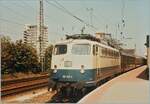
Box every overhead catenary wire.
[0,5,29,19]
[0,1,37,27]
[45,0,85,24]
[53,0,86,23]
[11,1,32,11]
[80,0,117,36]
[92,14,108,29]
[10,0,36,14]
[21,0,36,11]
[0,18,23,37]
[53,0,87,23]
[0,18,24,26]
[45,0,97,30]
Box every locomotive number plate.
[62,75,72,79]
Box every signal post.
[145,35,150,79]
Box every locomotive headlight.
[80,65,85,74]
[53,69,57,73]
[53,65,57,73]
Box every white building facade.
[23,24,48,58]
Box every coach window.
[116,52,118,57]
[111,50,113,57]
[102,48,104,56]
[114,51,116,57]
[108,49,111,57]
[96,45,98,55]
[93,45,95,55]
[107,49,109,56]
[117,52,119,57]
[105,48,108,56]
[110,50,113,57]
[99,47,102,56]
[109,50,112,57]
[113,51,115,57]
[110,50,112,57]
[103,48,106,56]
[109,50,111,57]
[102,48,106,56]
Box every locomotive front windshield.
[72,44,91,55]
[54,44,67,55]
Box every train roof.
[120,51,134,57]
[54,38,119,52]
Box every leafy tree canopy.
[44,44,53,72]
[1,36,40,74]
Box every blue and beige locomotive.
[48,34,123,94]
[48,34,146,95]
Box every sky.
[0,0,150,56]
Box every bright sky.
[0,0,150,56]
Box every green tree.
[1,36,40,74]
[1,36,16,74]
[14,40,40,73]
[44,45,53,72]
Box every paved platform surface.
[79,66,150,104]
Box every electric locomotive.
[48,34,122,94]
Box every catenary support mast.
[38,0,44,71]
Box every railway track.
[1,74,49,97]
[48,87,95,103]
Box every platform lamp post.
[145,35,150,79]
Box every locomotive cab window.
[72,44,91,55]
[54,44,67,55]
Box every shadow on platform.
[136,67,149,80]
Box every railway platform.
[79,65,150,104]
